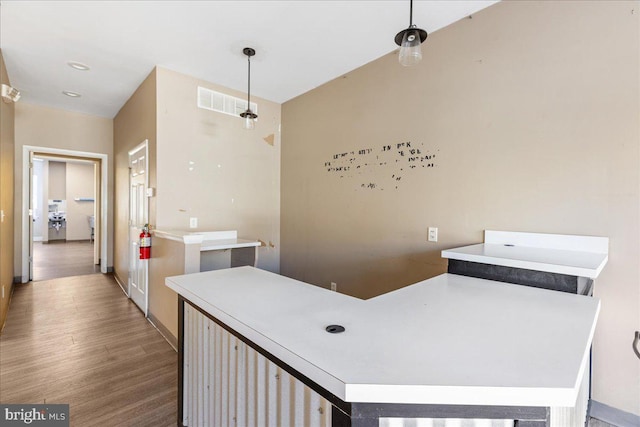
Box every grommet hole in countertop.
[325,325,345,334]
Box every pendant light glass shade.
[398,27,423,67]
[241,112,256,130]
[240,47,257,130]
[394,0,428,67]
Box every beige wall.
[156,67,281,272]
[281,0,639,416]
[48,161,66,200]
[114,67,281,340]
[125,67,282,339]
[113,68,157,287]
[147,237,185,343]
[14,103,114,278]
[0,49,15,330]
[66,162,95,241]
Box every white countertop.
[442,230,609,278]
[442,243,608,278]
[153,229,260,251]
[166,266,600,407]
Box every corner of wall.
[0,48,16,330]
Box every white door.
[129,142,149,315]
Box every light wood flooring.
[0,273,177,426]
[33,241,101,281]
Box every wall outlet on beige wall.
[330,282,337,292]
[189,217,198,229]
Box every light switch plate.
[428,227,438,242]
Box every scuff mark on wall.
[257,239,276,248]
[324,141,438,190]
[263,134,275,146]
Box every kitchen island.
[166,266,599,427]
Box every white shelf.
[442,230,608,278]
[153,229,261,251]
[166,266,599,407]
[200,238,261,251]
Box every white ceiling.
[0,1,499,118]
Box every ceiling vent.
[197,86,257,119]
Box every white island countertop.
[442,230,609,278]
[166,266,599,407]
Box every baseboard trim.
[148,312,178,351]
[111,273,177,351]
[590,400,640,427]
[0,283,15,334]
[112,273,129,297]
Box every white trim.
[21,145,110,282]
[112,272,129,297]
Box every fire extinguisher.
[139,224,151,260]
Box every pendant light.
[394,0,428,67]
[240,47,258,130]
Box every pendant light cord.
[409,0,413,27]
[247,55,251,110]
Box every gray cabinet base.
[332,404,550,427]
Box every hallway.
[0,273,177,426]
[32,241,101,281]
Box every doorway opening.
[21,146,110,283]
[31,155,100,281]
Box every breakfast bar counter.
[166,266,599,427]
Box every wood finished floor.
[0,273,177,427]
[33,241,101,281]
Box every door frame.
[128,140,149,315]
[21,145,109,281]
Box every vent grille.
[198,86,258,118]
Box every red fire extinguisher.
[139,224,151,260]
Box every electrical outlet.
[428,227,438,242]
[189,217,198,229]
[330,282,337,292]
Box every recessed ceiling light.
[67,61,90,71]
[62,91,81,98]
